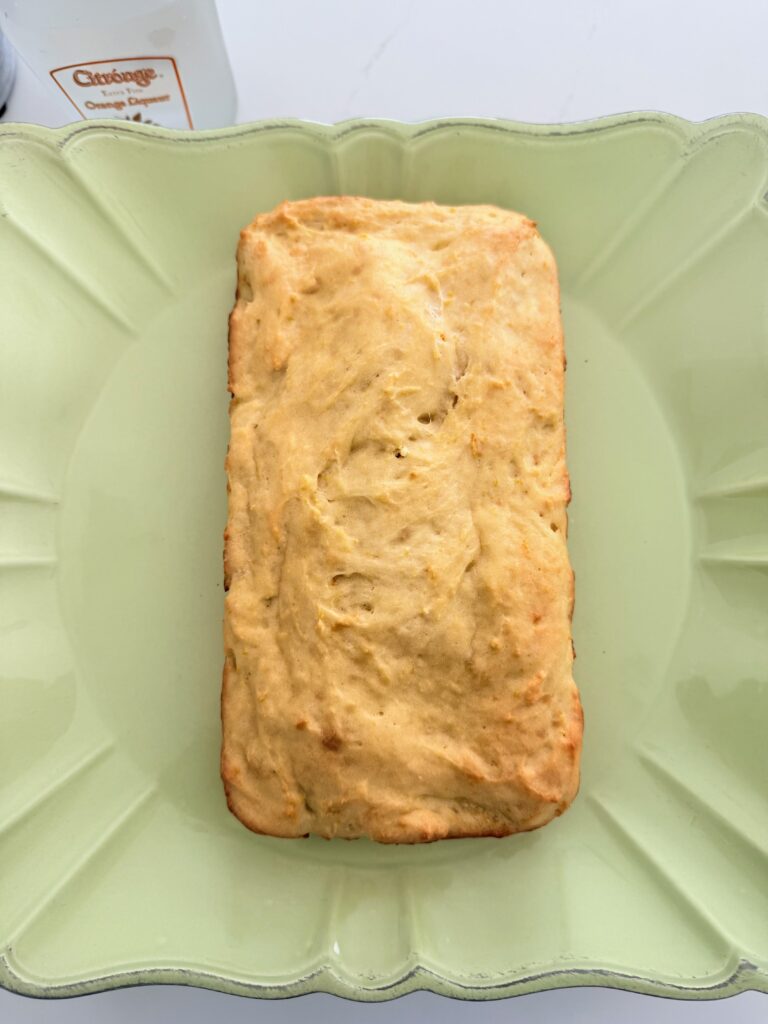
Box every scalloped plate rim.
[3,109,768,149]
[2,949,767,1002]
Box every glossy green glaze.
[1,114,767,1001]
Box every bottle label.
[50,56,193,129]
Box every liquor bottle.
[0,0,237,129]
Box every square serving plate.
[1,114,767,1002]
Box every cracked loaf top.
[222,196,582,843]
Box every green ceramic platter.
[1,114,767,1001]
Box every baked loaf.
[222,196,582,843]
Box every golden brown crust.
[222,197,582,843]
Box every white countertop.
[1,1,766,1020]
